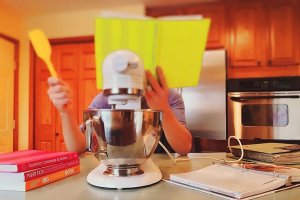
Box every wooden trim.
[0,33,18,43]
[0,33,19,151]
[14,39,19,151]
[29,35,94,150]
[50,36,94,45]
[29,44,35,150]
[227,65,299,79]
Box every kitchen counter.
[1,153,300,200]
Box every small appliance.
[83,50,163,189]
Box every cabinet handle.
[268,60,272,65]
[55,132,59,136]
[257,61,261,66]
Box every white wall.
[2,3,145,150]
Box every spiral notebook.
[167,164,291,199]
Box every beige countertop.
[1,153,300,200]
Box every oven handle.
[230,95,300,102]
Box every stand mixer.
[83,50,163,189]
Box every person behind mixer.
[47,67,192,155]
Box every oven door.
[227,92,300,139]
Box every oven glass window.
[242,104,288,127]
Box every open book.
[168,164,290,199]
[95,13,211,89]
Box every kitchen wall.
[0,3,145,150]
[0,6,25,150]
[0,8,23,38]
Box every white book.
[169,164,291,199]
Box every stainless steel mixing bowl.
[83,109,162,176]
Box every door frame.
[29,35,94,149]
[0,33,19,151]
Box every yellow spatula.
[28,29,58,77]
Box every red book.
[0,158,80,181]
[0,150,78,172]
[0,165,80,191]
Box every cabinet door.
[186,3,225,49]
[266,0,299,66]
[54,44,80,152]
[34,41,96,152]
[228,1,264,67]
[34,54,56,151]
[78,43,99,123]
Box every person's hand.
[47,77,72,112]
[144,67,170,112]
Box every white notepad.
[169,164,290,199]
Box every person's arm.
[47,77,86,153]
[144,67,192,155]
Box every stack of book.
[230,143,300,164]
[0,150,80,191]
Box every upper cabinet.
[266,0,299,67]
[227,0,300,77]
[146,3,225,49]
[185,3,225,49]
[228,0,264,67]
[146,0,300,79]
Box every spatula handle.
[45,59,58,78]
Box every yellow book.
[95,15,211,89]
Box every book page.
[95,18,156,89]
[155,19,210,88]
[100,10,152,19]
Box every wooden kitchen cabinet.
[34,39,98,152]
[185,3,225,49]
[146,2,225,49]
[266,0,299,67]
[146,0,300,78]
[227,0,264,68]
[227,0,300,78]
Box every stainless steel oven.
[227,77,300,140]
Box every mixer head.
[102,50,145,109]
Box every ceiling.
[0,0,216,18]
[0,0,142,17]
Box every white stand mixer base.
[87,158,162,189]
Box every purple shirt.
[88,89,187,126]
